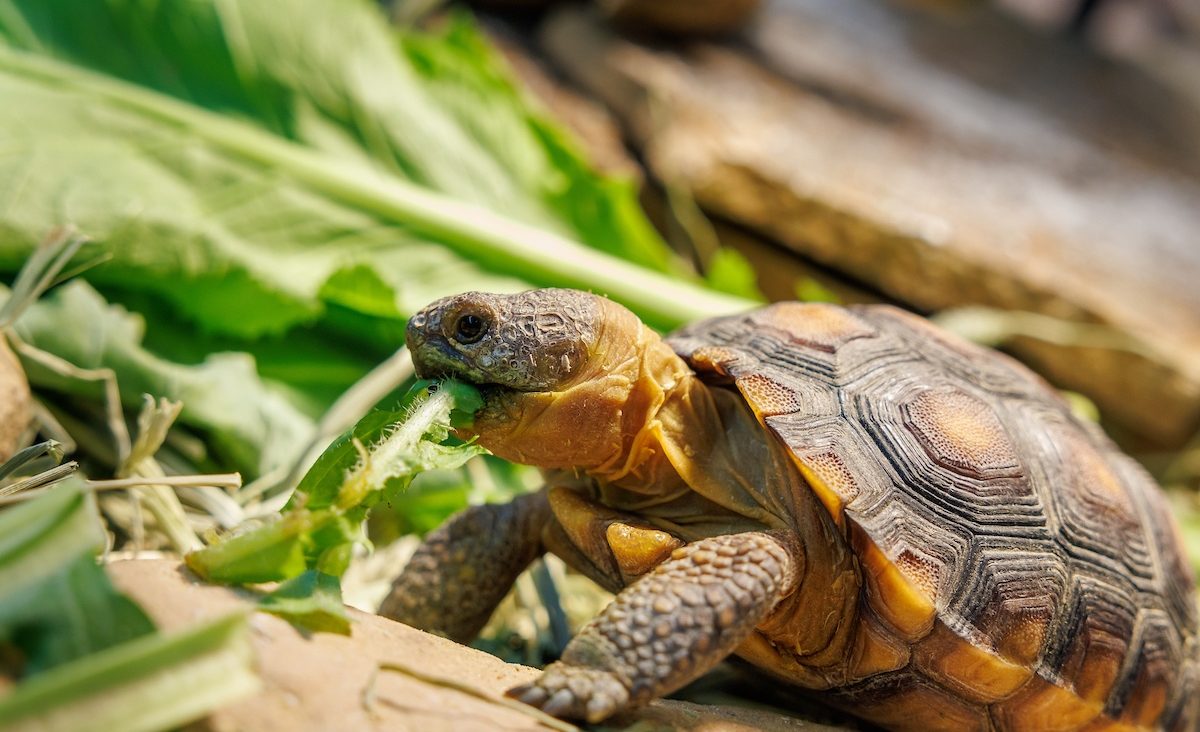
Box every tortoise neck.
[467,313,695,475]
[595,369,793,524]
[583,325,704,483]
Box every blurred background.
[0,0,1198,729]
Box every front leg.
[508,531,800,723]
[379,490,550,643]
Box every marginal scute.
[958,549,1070,670]
[985,602,1052,668]
[992,679,1104,732]
[894,548,941,600]
[850,677,992,732]
[752,302,876,353]
[1052,582,1132,707]
[849,615,911,679]
[902,387,1021,479]
[794,450,859,521]
[854,528,937,642]
[914,624,1033,704]
[1115,617,1177,728]
[736,373,804,417]
[687,345,742,379]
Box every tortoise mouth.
[407,339,532,416]
[407,325,497,387]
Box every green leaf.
[399,15,675,273]
[704,248,765,301]
[0,612,259,732]
[184,510,332,585]
[1,554,155,676]
[292,410,405,512]
[0,0,743,345]
[0,480,154,675]
[0,478,104,597]
[188,380,484,586]
[13,281,315,476]
[368,455,542,541]
[292,379,482,511]
[258,570,351,635]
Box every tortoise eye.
[453,313,488,344]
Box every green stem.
[0,48,753,331]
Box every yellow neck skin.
[467,299,690,476]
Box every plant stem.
[0,48,753,331]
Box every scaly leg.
[379,490,550,643]
[507,531,800,723]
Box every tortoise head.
[406,289,601,392]
[407,289,689,473]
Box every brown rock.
[539,1,1200,445]
[107,559,843,732]
[0,337,31,462]
[600,0,762,36]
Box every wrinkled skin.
[383,289,845,723]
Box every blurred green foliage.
[0,481,256,732]
[0,0,749,487]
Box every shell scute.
[913,623,1033,704]
[993,681,1104,731]
[902,387,1022,480]
[752,302,877,353]
[668,303,1199,730]
[736,372,807,417]
[838,673,993,732]
[1043,573,1136,707]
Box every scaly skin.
[508,531,798,723]
[379,490,550,643]
[401,291,807,722]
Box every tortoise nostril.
[405,317,429,353]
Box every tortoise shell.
[667,302,1200,731]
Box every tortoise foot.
[508,532,799,723]
[508,662,629,723]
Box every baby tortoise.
[381,289,1199,731]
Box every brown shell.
[668,302,1200,731]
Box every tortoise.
[381,289,1200,731]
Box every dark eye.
[454,313,488,343]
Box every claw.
[585,693,615,724]
[507,665,629,722]
[541,688,576,718]
[508,683,548,706]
